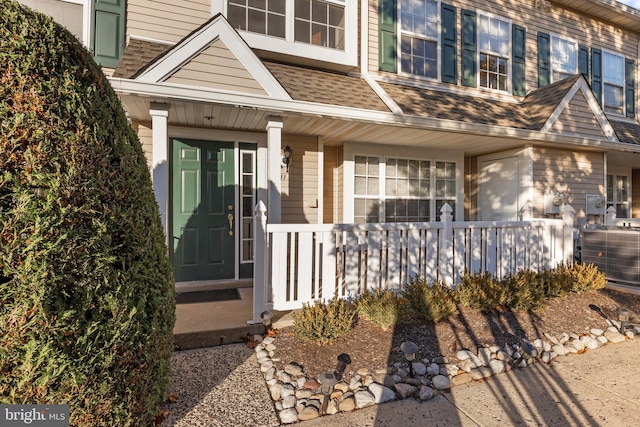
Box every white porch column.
[266,116,283,224]
[150,103,169,236]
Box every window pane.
[397,159,408,178]
[368,157,379,176]
[397,178,408,197]
[386,158,397,177]
[270,0,286,13]
[409,179,420,196]
[386,178,396,196]
[355,198,366,216]
[366,200,380,222]
[268,14,286,37]
[248,9,266,33]
[228,5,247,30]
[603,52,624,85]
[368,177,379,195]
[295,0,310,18]
[295,19,310,43]
[355,156,367,175]
[355,177,366,194]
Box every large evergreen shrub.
[0,1,175,425]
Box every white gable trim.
[135,14,291,100]
[540,77,618,142]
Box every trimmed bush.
[568,262,606,293]
[402,277,458,321]
[504,270,547,312]
[356,288,404,331]
[0,1,175,425]
[293,297,355,343]
[457,272,506,312]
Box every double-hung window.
[603,51,625,115]
[354,156,456,223]
[607,174,629,218]
[399,0,438,78]
[551,35,577,82]
[478,14,510,91]
[228,0,345,49]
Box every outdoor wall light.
[318,372,339,415]
[260,310,273,333]
[400,341,418,377]
[282,145,292,172]
[334,353,351,381]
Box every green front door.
[171,139,235,281]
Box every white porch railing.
[250,202,575,322]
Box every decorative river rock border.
[253,320,639,424]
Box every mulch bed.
[269,288,640,382]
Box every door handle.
[228,213,233,236]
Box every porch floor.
[173,285,293,350]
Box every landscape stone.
[284,362,304,377]
[354,389,375,408]
[412,362,427,376]
[339,396,356,412]
[419,385,435,401]
[280,384,295,398]
[270,382,283,400]
[604,330,626,343]
[279,408,298,424]
[304,378,321,390]
[281,395,297,409]
[297,406,320,421]
[552,344,570,356]
[369,382,396,403]
[394,383,418,399]
[489,359,505,375]
[580,335,599,349]
[432,375,452,390]
[451,373,473,386]
[469,367,494,380]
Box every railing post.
[518,200,533,221]
[562,204,575,265]
[440,203,454,286]
[606,206,616,226]
[249,201,268,324]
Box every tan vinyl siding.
[548,90,607,139]
[132,121,153,170]
[323,146,344,223]
[165,40,268,95]
[633,169,640,218]
[127,0,210,43]
[281,135,319,224]
[368,0,639,96]
[532,148,605,218]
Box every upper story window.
[399,0,438,78]
[478,13,510,91]
[603,51,625,115]
[225,0,355,66]
[228,0,286,39]
[294,0,345,49]
[551,34,577,82]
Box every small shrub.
[545,262,574,298]
[356,288,403,331]
[457,272,506,312]
[402,276,458,321]
[569,262,606,293]
[504,270,546,311]
[293,296,355,343]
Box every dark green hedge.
[0,1,175,425]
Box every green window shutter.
[512,24,526,96]
[461,9,477,87]
[537,32,550,87]
[441,3,457,84]
[578,45,589,80]
[379,0,397,73]
[626,58,635,118]
[92,0,126,68]
[591,48,602,105]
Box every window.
[478,14,510,91]
[228,0,286,38]
[551,35,577,82]
[607,174,629,218]
[228,0,345,49]
[240,151,256,263]
[295,0,345,49]
[354,156,456,223]
[603,51,625,115]
[399,0,438,78]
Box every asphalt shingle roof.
[112,38,171,78]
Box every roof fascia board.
[135,15,291,100]
[540,78,619,142]
[109,77,640,153]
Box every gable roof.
[113,38,172,79]
[610,120,640,145]
[131,14,290,99]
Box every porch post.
[562,204,575,264]
[150,103,169,237]
[519,200,533,221]
[250,201,268,324]
[440,203,454,286]
[266,116,283,224]
[606,206,617,225]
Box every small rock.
[349,375,362,390]
[297,406,320,421]
[432,375,452,390]
[354,389,375,408]
[392,374,403,383]
[262,336,275,345]
[419,385,435,401]
[265,367,276,381]
[280,384,295,398]
[334,382,350,393]
[396,368,408,378]
[326,399,340,415]
[281,395,297,409]
[277,372,292,383]
[552,344,570,356]
[270,382,283,400]
[284,362,304,377]
[357,367,370,376]
[580,335,599,350]
[279,408,298,424]
[255,350,269,359]
[597,336,609,346]
[591,328,604,336]
[496,351,512,363]
[439,367,449,376]
[306,399,322,410]
[469,367,493,380]
[369,382,396,403]
[412,362,427,376]
[427,363,440,376]
[541,351,553,363]
[339,396,356,412]
[260,361,274,373]
[478,347,492,365]
[296,389,313,399]
[433,356,449,364]
[394,383,418,399]
[304,378,321,390]
[489,359,505,375]
[451,373,473,386]
[570,339,585,352]
[564,342,579,354]
[558,333,570,344]
[330,390,343,401]
[374,373,396,388]
[626,330,636,339]
[604,330,626,344]
[456,350,474,361]
[275,401,283,411]
[544,333,560,345]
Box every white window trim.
[476,11,512,93]
[397,0,441,82]
[607,166,631,218]
[550,32,578,83]
[347,148,461,223]
[601,48,626,117]
[217,0,357,67]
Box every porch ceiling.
[120,93,631,157]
